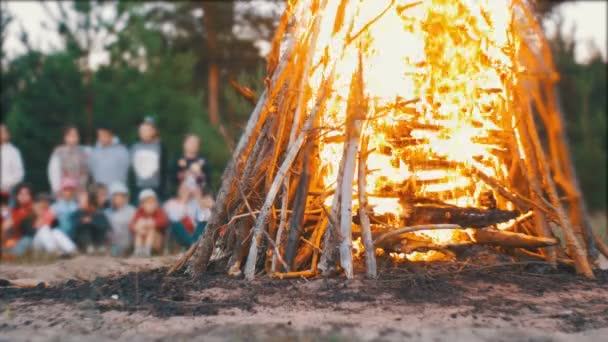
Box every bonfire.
[172,0,607,280]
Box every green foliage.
[1,1,267,192]
[4,51,86,191]
[549,30,607,211]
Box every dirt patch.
[1,250,608,341]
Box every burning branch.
[178,0,602,280]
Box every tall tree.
[142,1,280,145]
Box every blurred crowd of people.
[1,118,215,260]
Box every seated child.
[1,191,9,231]
[30,193,77,256]
[50,178,79,238]
[2,183,35,258]
[71,191,111,254]
[105,182,136,256]
[93,182,110,210]
[164,182,199,248]
[130,189,168,257]
[194,189,215,236]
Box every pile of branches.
[170,0,607,280]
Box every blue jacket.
[88,141,130,186]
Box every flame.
[291,0,528,262]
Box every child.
[71,191,111,253]
[93,183,110,209]
[47,125,89,194]
[50,178,79,237]
[171,134,211,192]
[131,117,167,199]
[30,193,77,256]
[130,189,168,256]
[2,183,35,257]
[164,182,198,248]
[105,182,136,256]
[197,190,214,225]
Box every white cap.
[138,188,157,201]
[109,182,129,196]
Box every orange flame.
[290,0,529,261]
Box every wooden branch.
[338,122,358,279]
[187,34,297,277]
[188,87,269,277]
[337,44,367,279]
[357,135,377,278]
[284,139,314,269]
[517,88,594,278]
[271,183,289,273]
[471,229,558,249]
[403,204,520,228]
[243,77,331,280]
[229,79,256,105]
[374,224,461,245]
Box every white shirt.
[1,142,25,192]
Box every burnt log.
[354,202,519,228]
[403,204,520,228]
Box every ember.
[174,0,607,280]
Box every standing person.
[131,117,167,200]
[50,178,79,238]
[30,193,77,257]
[171,134,211,192]
[1,183,35,258]
[47,125,89,194]
[88,124,130,188]
[130,189,168,257]
[105,182,136,257]
[0,124,25,194]
[71,191,111,254]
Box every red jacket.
[10,204,34,238]
[129,208,169,233]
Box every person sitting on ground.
[0,192,10,225]
[47,125,89,195]
[164,182,200,249]
[88,124,130,188]
[93,182,110,209]
[30,193,77,257]
[171,134,211,193]
[71,190,111,254]
[2,183,35,258]
[50,178,79,238]
[130,189,168,257]
[1,191,12,256]
[0,124,25,194]
[196,189,215,233]
[131,117,167,200]
[105,182,136,257]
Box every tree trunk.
[202,3,220,126]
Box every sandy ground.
[1,255,608,341]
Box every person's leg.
[58,214,74,238]
[193,222,207,241]
[8,237,33,257]
[51,229,77,254]
[152,231,164,253]
[169,222,194,248]
[133,232,148,256]
[32,230,45,252]
[34,226,57,253]
[78,224,95,253]
[142,228,158,256]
